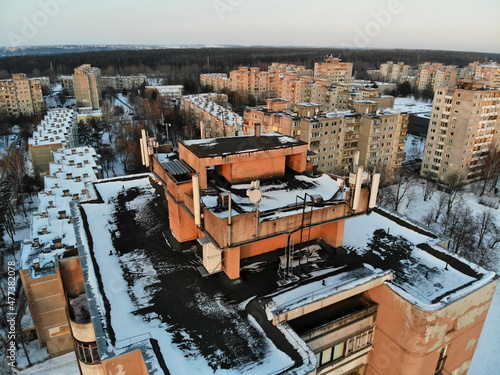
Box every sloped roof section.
[161,159,194,176]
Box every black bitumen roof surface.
[76,175,492,374]
[77,176,368,374]
[182,133,307,158]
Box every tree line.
[0,47,498,86]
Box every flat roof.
[182,133,306,158]
[74,175,496,374]
[202,171,342,219]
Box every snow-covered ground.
[14,352,79,374]
[114,93,134,115]
[404,134,425,161]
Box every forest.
[0,47,499,88]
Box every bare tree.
[392,174,416,212]
[405,187,418,209]
[472,245,500,272]
[476,210,497,248]
[479,145,500,196]
[432,192,448,223]
[440,207,461,240]
[449,206,477,254]
[444,172,464,216]
[422,209,436,228]
[97,146,116,178]
[423,178,437,201]
[0,145,27,216]
[0,182,16,243]
[115,124,144,174]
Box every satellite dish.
[247,188,262,203]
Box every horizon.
[0,0,499,54]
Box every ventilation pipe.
[192,174,202,227]
[141,129,149,168]
[352,150,360,172]
[369,173,381,209]
[227,193,232,246]
[352,166,364,211]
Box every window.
[77,341,100,364]
[315,329,373,369]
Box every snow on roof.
[268,267,391,317]
[155,152,177,165]
[343,209,496,309]
[182,133,305,158]
[202,173,341,219]
[393,97,433,114]
[28,109,77,146]
[479,61,500,68]
[70,170,498,374]
[75,175,298,374]
[21,144,100,278]
[181,94,241,128]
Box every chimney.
[255,123,261,137]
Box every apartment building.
[297,102,407,176]
[200,57,353,103]
[243,99,295,136]
[314,56,353,84]
[243,99,406,177]
[100,75,147,91]
[180,93,242,138]
[200,73,231,91]
[0,73,45,117]
[19,145,100,357]
[60,75,74,95]
[146,85,184,100]
[416,62,458,90]
[268,62,313,76]
[475,61,500,88]
[20,129,497,375]
[228,66,278,99]
[420,78,500,183]
[378,61,410,82]
[72,64,101,110]
[28,109,78,178]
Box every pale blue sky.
[0,0,499,53]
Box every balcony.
[68,293,95,343]
[289,296,377,374]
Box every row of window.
[315,328,374,369]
